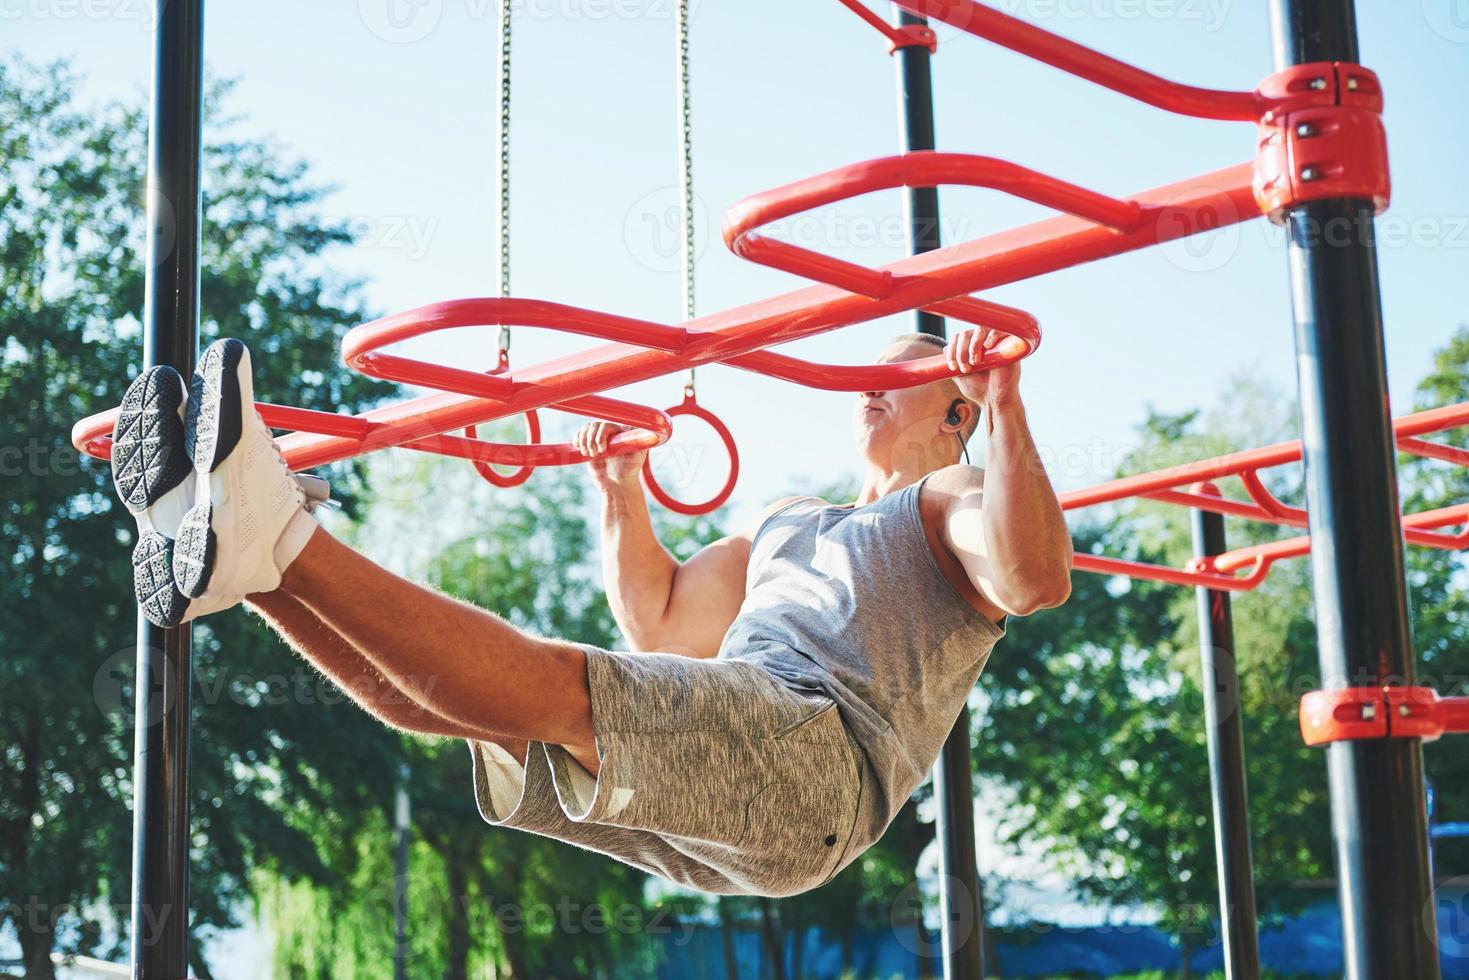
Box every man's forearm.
[981,398,1072,606]
[601,481,680,648]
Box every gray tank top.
[717,473,1006,842]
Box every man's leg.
[246,590,529,761]
[275,526,600,774]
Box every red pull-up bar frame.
[1059,401,1469,592]
[73,0,1390,518]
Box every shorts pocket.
[564,730,770,850]
[770,695,845,744]
[740,731,863,895]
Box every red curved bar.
[342,298,687,400]
[70,163,1258,475]
[71,392,672,472]
[725,296,1039,391]
[725,153,1140,303]
[1062,402,1469,591]
[891,0,1263,121]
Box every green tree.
[973,377,1335,963]
[1400,324,1469,874]
[0,58,392,977]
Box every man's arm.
[936,405,1072,617]
[575,420,793,658]
[940,329,1072,616]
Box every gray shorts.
[467,646,866,897]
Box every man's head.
[854,333,980,473]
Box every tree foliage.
[0,58,392,976]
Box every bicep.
[652,497,802,657]
[653,535,751,658]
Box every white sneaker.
[111,365,245,627]
[173,339,316,602]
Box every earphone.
[947,398,972,465]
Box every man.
[110,326,1071,897]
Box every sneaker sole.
[133,531,191,628]
[173,502,218,600]
[112,366,192,513]
[185,338,247,476]
[176,339,246,599]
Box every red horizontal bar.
[260,163,1259,471]
[1061,402,1469,591]
[892,0,1262,120]
[1059,402,1469,511]
[74,162,1259,473]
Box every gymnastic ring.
[463,408,543,488]
[641,393,740,516]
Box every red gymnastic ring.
[641,393,740,517]
[463,408,543,488]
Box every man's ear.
[942,398,975,433]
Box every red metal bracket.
[834,0,938,54]
[889,24,937,54]
[1299,686,1469,747]
[1253,63,1389,222]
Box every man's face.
[854,341,959,469]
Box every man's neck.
[855,457,952,506]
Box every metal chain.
[677,0,696,396]
[496,0,513,357]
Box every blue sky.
[11,0,1469,526]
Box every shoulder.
[735,494,812,541]
[919,464,985,505]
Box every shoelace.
[256,411,337,512]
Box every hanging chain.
[495,0,513,359]
[677,0,696,397]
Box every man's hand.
[944,326,1021,408]
[572,421,647,494]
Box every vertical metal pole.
[1190,487,1260,980]
[132,0,204,975]
[892,8,985,978]
[1267,3,1439,977]
[393,764,411,980]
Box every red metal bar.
[69,162,1258,472]
[724,153,1141,301]
[833,0,936,53]
[891,0,1265,120]
[1062,403,1469,591]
